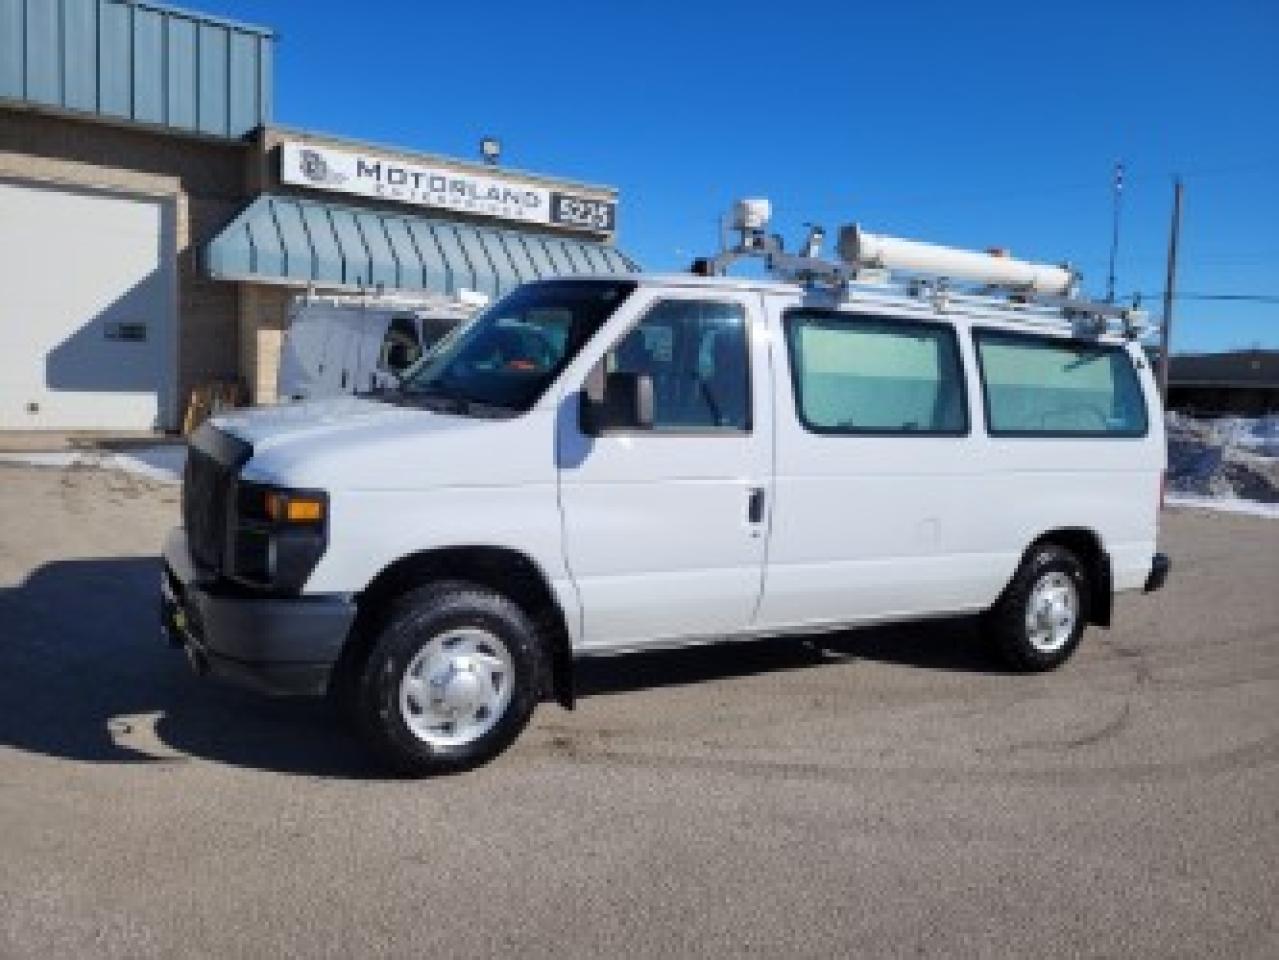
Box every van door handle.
[747,487,766,524]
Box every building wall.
[237,282,292,405]
[0,108,248,417]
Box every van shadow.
[0,556,1007,779]
[0,556,382,779]
[574,616,1011,698]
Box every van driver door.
[557,289,773,651]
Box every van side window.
[783,312,968,435]
[974,330,1148,436]
[378,316,422,374]
[607,300,750,431]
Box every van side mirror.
[581,364,654,434]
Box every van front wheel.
[355,581,542,775]
[985,544,1090,672]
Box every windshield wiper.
[400,386,471,414]
[397,385,520,419]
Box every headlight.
[231,482,329,592]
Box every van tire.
[985,544,1090,672]
[353,580,542,775]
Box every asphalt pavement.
[0,463,1276,958]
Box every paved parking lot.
[1,462,1276,958]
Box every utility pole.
[1106,160,1124,303]
[1157,178,1184,404]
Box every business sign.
[280,142,616,234]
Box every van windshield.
[396,280,637,415]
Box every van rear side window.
[783,312,968,435]
[974,330,1148,437]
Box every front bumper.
[161,528,356,696]
[1144,552,1171,593]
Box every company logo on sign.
[297,148,347,186]
[280,142,616,234]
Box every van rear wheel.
[985,544,1090,672]
[354,580,542,775]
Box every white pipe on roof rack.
[837,225,1076,296]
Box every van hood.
[207,395,543,490]
[211,396,419,451]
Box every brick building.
[0,0,630,431]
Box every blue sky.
[207,0,1277,352]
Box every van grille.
[182,424,252,574]
[183,448,230,571]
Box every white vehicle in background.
[164,198,1169,775]
[276,289,487,401]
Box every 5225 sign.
[550,193,616,232]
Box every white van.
[163,203,1169,775]
[276,290,484,401]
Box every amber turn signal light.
[264,491,325,523]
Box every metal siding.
[499,232,538,283]
[164,15,196,129]
[245,196,284,277]
[132,6,165,124]
[256,31,270,122]
[195,21,226,136]
[97,0,131,118]
[206,215,250,277]
[520,235,556,279]
[0,0,22,98]
[62,0,99,112]
[0,0,270,136]
[478,230,519,294]
[596,245,633,272]
[23,0,59,105]
[384,218,426,290]
[271,200,313,282]
[353,212,396,288]
[327,208,372,287]
[593,244,621,272]
[541,239,575,275]
[206,196,638,295]
[574,242,605,273]
[227,29,256,139]
[560,240,591,274]
[299,203,343,286]
[406,220,450,293]
[453,226,495,297]
[432,225,474,295]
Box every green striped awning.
[205,193,638,298]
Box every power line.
[1136,292,1279,304]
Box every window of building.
[607,300,750,431]
[784,312,968,435]
[974,330,1148,436]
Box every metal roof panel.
[206,194,640,298]
[0,0,273,138]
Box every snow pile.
[1165,413,1279,509]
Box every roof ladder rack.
[691,198,1151,339]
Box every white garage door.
[0,180,176,430]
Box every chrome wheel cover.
[398,627,515,747]
[1025,570,1079,653]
